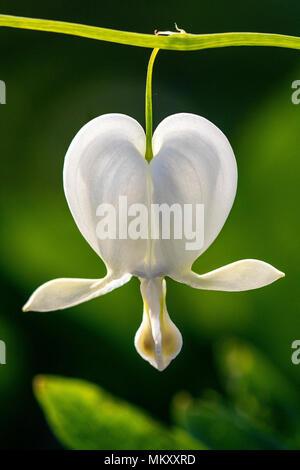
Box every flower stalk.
[0,14,299,51]
[145,48,159,162]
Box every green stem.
[0,14,299,51]
[145,48,159,163]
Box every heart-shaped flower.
[23,112,284,370]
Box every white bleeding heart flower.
[23,112,284,371]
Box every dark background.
[0,0,299,449]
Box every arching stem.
[145,48,159,163]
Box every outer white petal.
[172,259,284,292]
[134,278,182,371]
[22,273,131,312]
[63,114,148,277]
[150,113,237,276]
[62,112,237,279]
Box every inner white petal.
[134,278,182,371]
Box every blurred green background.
[0,0,299,450]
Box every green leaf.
[33,375,205,450]
[172,392,284,450]
[0,14,299,51]
[215,339,300,448]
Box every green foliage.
[34,375,205,450]
[216,339,300,448]
[172,391,284,450]
[171,338,300,449]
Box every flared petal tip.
[21,273,132,313]
[176,259,285,292]
[267,265,285,284]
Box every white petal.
[134,278,182,371]
[22,272,131,312]
[172,259,284,292]
[63,114,148,277]
[150,113,237,276]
